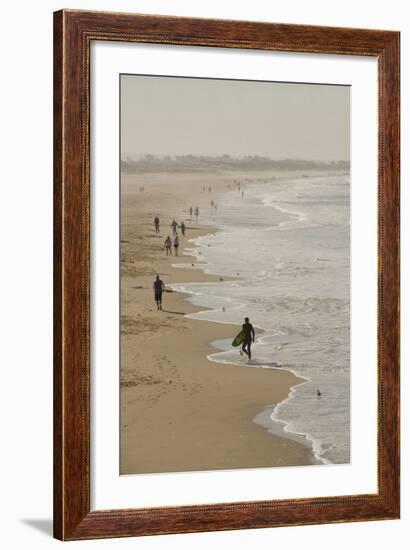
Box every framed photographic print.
[54,9,400,540]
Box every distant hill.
[121,155,350,175]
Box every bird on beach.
[317,389,322,398]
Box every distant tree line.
[121,154,350,174]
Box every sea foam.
[171,175,350,465]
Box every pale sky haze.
[121,74,350,162]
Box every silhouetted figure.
[164,235,172,256]
[154,216,160,234]
[241,317,255,360]
[153,275,165,310]
[171,219,179,236]
[174,234,179,256]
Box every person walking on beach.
[154,216,160,234]
[194,207,199,222]
[180,221,186,236]
[189,206,193,219]
[164,235,172,256]
[153,275,165,310]
[171,219,179,236]
[173,234,180,256]
[241,317,255,360]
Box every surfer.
[153,275,165,310]
[241,317,255,360]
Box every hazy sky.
[121,74,350,161]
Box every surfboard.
[232,330,245,347]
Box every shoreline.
[120,171,317,474]
[168,171,349,466]
[174,232,320,465]
[171,224,319,460]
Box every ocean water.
[171,174,350,465]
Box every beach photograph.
[120,74,350,475]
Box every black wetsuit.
[242,322,255,358]
[242,322,254,342]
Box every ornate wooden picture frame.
[54,9,400,540]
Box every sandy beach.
[120,172,315,474]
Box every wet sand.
[120,172,314,474]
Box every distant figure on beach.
[210,200,214,209]
[164,235,172,256]
[173,234,179,256]
[171,219,179,236]
[154,216,160,234]
[208,186,212,192]
[194,207,199,221]
[241,191,244,198]
[153,275,165,310]
[317,389,322,398]
[180,221,186,236]
[189,206,193,218]
[242,317,255,360]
